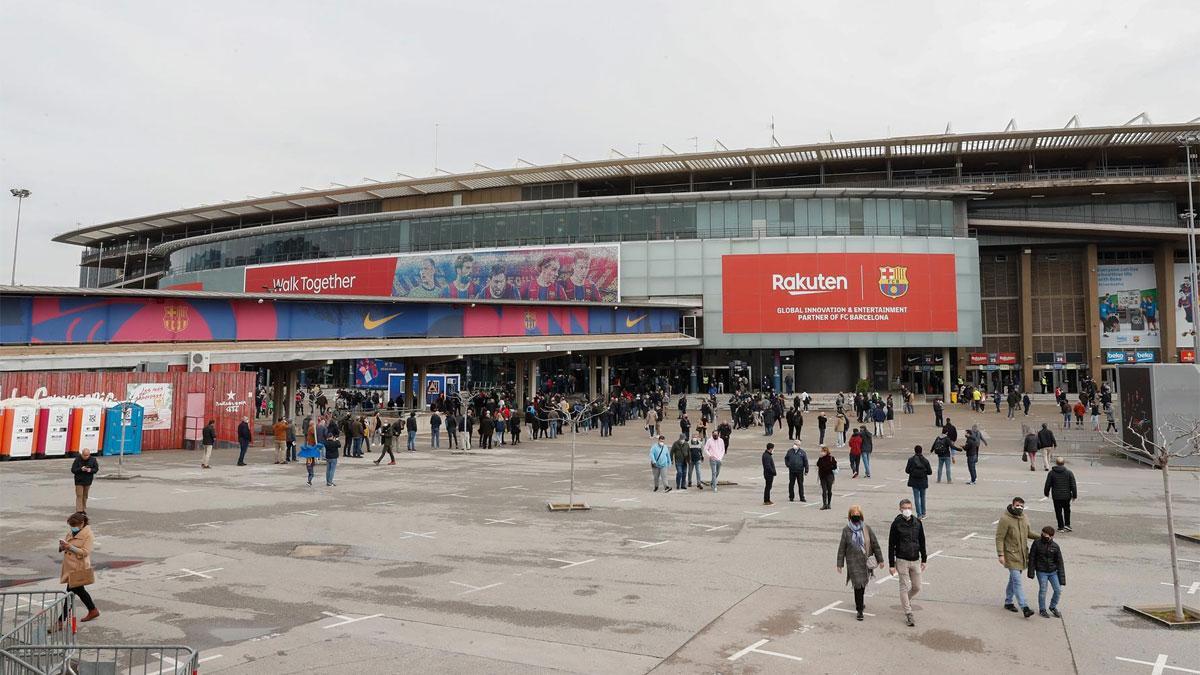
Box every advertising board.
[1098,264,1160,348]
[1175,262,1196,343]
[721,253,958,334]
[126,382,173,430]
[244,245,619,303]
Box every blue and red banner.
[0,296,681,345]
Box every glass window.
[941,201,954,234]
[902,200,917,236]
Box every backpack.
[932,437,950,457]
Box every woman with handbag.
[59,511,99,624]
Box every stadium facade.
[54,122,1200,394]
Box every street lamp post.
[9,188,30,285]
[1180,133,1200,356]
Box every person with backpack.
[1027,526,1067,618]
[671,434,690,490]
[688,433,704,489]
[785,441,809,502]
[905,445,933,519]
[1044,457,1078,532]
[888,498,927,627]
[858,425,874,479]
[964,424,987,485]
[931,432,953,484]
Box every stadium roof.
[55,121,1200,246]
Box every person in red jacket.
[848,429,864,478]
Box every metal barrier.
[0,646,198,675]
[0,592,75,674]
[0,593,74,642]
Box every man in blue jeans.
[405,412,418,452]
[995,496,1038,618]
[931,432,953,483]
[322,431,342,487]
[905,445,932,519]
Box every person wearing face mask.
[905,445,933,519]
[1027,526,1066,618]
[888,498,927,627]
[58,511,99,626]
[649,435,672,493]
[836,505,885,621]
[995,497,1038,618]
[816,446,838,510]
[703,430,726,491]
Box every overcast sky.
[2,0,1197,286]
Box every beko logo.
[771,273,849,296]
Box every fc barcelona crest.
[524,310,537,332]
[878,266,909,299]
[163,303,189,333]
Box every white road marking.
[812,600,874,617]
[440,493,471,498]
[992,520,1000,525]
[198,655,223,664]
[449,581,503,595]
[938,554,973,561]
[398,531,437,539]
[727,638,804,664]
[743,511,779,518]
[484,518,516,525]
[171,488,204,494]
[868,484,887,489]
[320,611,383,629]
[293,510,319,517]
[1114,654,1200,674]
[499,485,529,490]
[1179,558,1200,565]
[927,550,944,560]
[628,539,669,549]
[1160,581,1200,595]
[552,479,572,483]
[612,497,640,503]
[689,523,729,532]
[961,532,980,541]
[548,557,595,569]
[166,567,223,580]
[367,501,395,506]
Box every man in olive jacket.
[995,496,1039,617]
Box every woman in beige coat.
[59,511,99,623]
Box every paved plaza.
[2,400,1197,674]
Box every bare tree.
[529,396,611,510]
[1102,415,1200,622]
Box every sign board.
[1098,264,1160,348]
[126,383,173,430]
[721,253,958,333]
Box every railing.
[0,592,74,675]
[0,645,198,675]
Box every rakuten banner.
[721,253,958,333]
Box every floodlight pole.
[9,188,30,285]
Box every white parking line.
[628,539,669,549]
[1160,581,1200,595]
[727,638,804,663]
[367,501,395,506]
[449,581,503,595]
[186,521,224,529]
[961,532,980,541]
[320,611,383,629]
[743,511,779,518]
[548,557,595,569]
[1114,653,1199,674]
[499,485,529,491]
[293,510,319,517]
[689,523,729,532]
[484,518,516,525]
[166,567,223,580]
[399,531,437,539]
[811,600,874,617]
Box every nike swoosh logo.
[363,311,403,330]
[625,315,647,328]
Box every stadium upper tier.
[58,122,1200,251]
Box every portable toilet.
[69,398,108,455]
[102,402,144,456]
[0,397,39,460]
[35,397,74,458]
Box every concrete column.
[286,368,299,418]
[417,364,429,411]
[513,358,526,407]
[602,355,611,398]
[887,348,901,391]
[271,367,286,423]
[1019,250,1035,392]
[857,348,869,382]
[587,355,597,401]
[402,359,414,410]
[528,359,538,398]
[1083,244,1101,378]
[1156,242,1178,362]
[941,347,952,404]
[689,350,699,394]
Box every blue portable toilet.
[102,402,144,456]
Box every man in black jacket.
[71,447,99,513]
[784,441,809,502]
[1044,457,1078,532]
[905,446,933,519]
[761,443,776,506]
[236,417,251,466]
[888,498,927,627]
[201,420,216,469]
[1035,423,1056,471]
[1027,526,1066,617]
